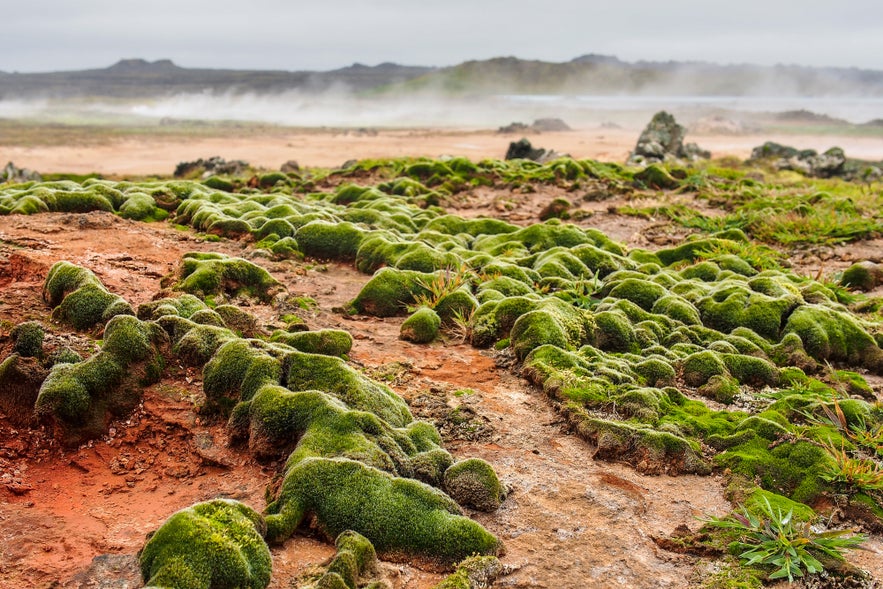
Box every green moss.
[510,298,593,361]
[698,374,741,404]
[174,324,238,367]
[189,308,226,327]
[593,309,638,353]
[203,340,282,415]
[34,316,165,445]
[634,164,680,190]
[783,304,883,370]
[400,307,441,344]
[432,555,505,589]
[177,252,282,303]
[11,321,44,357]
[203,175,235,192]
[350,268,432,317]
[443,459,505,512]
[284,352,413,428]
[607,278,668,311]
[720,354,780,387]
[264,457,501,566]
[297,221,365,260]
[137,294,209,320]
[269,329,354,357]
[311,531,378,589]
[681,351,729,387]
[43,262,134,331]
[139,499,271,589]
[119,192,163,221]
[634,358,676,387]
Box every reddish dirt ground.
[1,195,882,588]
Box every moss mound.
[176,252,283,302]
[269,329,353,357]
[140,499,271,589]
[400,307,441,344]
[265,457,501,566]
[43,261,133,330]
[34,315,167,445]
[11,321,44,357]
[443,459,505,512]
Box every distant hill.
[1,56,882,99]
[393,55,883,97]
[0,58,434,99]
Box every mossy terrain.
[4,152,883,580]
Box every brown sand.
[5,127,883,176]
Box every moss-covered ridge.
[43,261,133,330]
[34,313,167,446]
[139,499,272,589]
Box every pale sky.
[3,0,882,73]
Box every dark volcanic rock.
[504,138,566,163]
[748,142,874,179]
[173,156,249,178]
[626,111,709,166]
[2,161,41,183]
[499,118,571,134]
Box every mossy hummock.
[140,499,271,589]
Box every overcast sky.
[3,0,883,73]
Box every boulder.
[504,138,566,163]
[626,111,709,166]
[2,161,42,183]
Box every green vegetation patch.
[140,499,271,589]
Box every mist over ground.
[3,90,883,130]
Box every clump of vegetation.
[443,458,505,512]
[35,314,167,445]
[43,261,133,330]
[174,252,284,302]
[704,496,866,582]
[400,307,441,344]
[11,321,44,357]
[139,499,271,589]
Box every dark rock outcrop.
[2,161,42,183]
[626,111,709,166]
[173,156,249,179]
[504,138,566,163]
[749,142,881,180]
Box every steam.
[1,87,882,128]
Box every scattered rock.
[173,156,249,179]
[498,118,571,134]
[2,161,42,183]
[747,142,879,179]
[280,160,301,174]
[68,553,141,589]
[504,138,566,163]
[626,111,710,167]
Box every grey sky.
[3,0,883,73]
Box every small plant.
[704,497,866,582]
[820,439,883,493]
[412,265,475,309]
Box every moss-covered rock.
[0,354,49,426]
[840,261,883,291]
[269,329,354,357]
[400,307,441,344]
[633,164,680,190]
[443,459,505,512]
[308,531,380,589]
[350,268,432,317]
[176,252,283,302]
[432,555,506,589]
[139,499,271,589]
[784,304,883,371]
[43,261,133,330]
[11,321,44,357]
[264,457,501,566]
[35,315,167,445]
